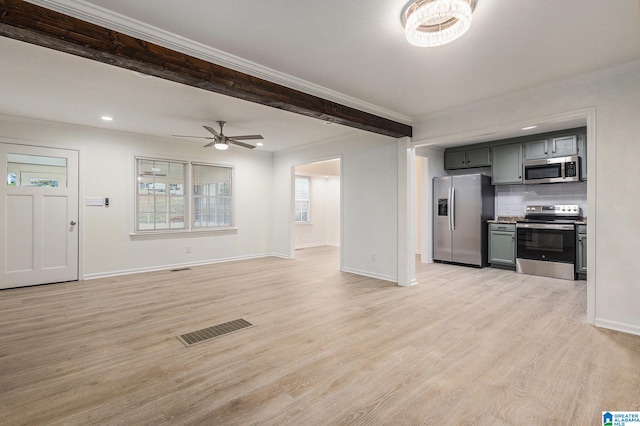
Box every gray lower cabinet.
[577,133,587,180]
[576,224,587,278]
[489,223,516,268]
[491,144,523,185]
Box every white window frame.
[192,162,235,230]
[294,175,311,223]
[135,157,188,232]
[133,157,236,235]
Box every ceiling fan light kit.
[173,121,263,150]
[403,0,476,47]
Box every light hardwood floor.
[1,246,639,425]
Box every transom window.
[295,176,311,223]
[135,157,234,233]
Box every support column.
[397,137,418,287]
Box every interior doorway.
[292,158,341,256]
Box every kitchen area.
[431,126,587,281]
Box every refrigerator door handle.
[450,187,455,231]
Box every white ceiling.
[2,0,640,150]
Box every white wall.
[273,133,399,282]
[294,174,340,249]
[0,115,274,278]
[412,60,640,335]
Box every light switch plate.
[86,197,104,206]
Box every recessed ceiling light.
[521,125,538,130]
[101,116,114,121]
[256,142,264,147]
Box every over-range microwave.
[523,156,581,184]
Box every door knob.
[70,220,77,226]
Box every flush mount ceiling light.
[402,0,477,47]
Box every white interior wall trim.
[595,319,640,337]
[82,252,277,280]
[341,267,397,284]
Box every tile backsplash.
[495,182,587,217]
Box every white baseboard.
[594,318,640,337]
[341,267,397,284]
[83,253,277,280]
[295,242,340,249]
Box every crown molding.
[25,0,412,126]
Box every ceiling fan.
[172,121,263,150]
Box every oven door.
[516,223,576,263]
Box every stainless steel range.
[516,205,582,280]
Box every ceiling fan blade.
[203,141,216,148]
[203,125,221,137]
[226,134,263,141]
[172,134,215,139]
[229,140,256,149]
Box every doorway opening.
[292,158,341,261]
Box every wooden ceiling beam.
[0,0,412,138]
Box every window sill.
[294,222,314,225]
[129,227,238,240]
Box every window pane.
[192,164,234,229]
[7,153,67,187]
[295,177,311,223]
[136,158,186,231]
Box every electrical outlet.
[186,246,192,254]
[371,254,376,262]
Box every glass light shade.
[214,142,229,150]
[404,0,473,47]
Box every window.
[193,163,233,229]
[135,158,234,233]
[295,176,311,222]
[136,158,186,231]
[7,153,67,187]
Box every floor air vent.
[177,319,254,347]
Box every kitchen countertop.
[488,216,524,224]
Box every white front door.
[0,143,79,289]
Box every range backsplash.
[495,182,587,217]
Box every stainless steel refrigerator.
[433,174,494,267]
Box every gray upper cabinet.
[523,136,578,160]
[444,147,491,170]
[444,150,467,170]
[551,135,578,157]
[492,144,523,185]
[466,147,491,167]
[523,139,549,160]
[443,128,586,182]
